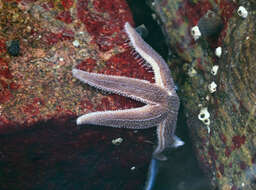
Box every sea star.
[72,22,184,160]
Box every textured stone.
[150,0,256,189]
[0,0,154,131]
[0,0,154,189]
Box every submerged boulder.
[150,0,256,189]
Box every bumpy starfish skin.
[72,22,183,160]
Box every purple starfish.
[72,22,184,160]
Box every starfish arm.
[72,68,168,105]
[124,22,176,91]
[76,105,168,129]
[72,22,182,161]
[153,111,181,160]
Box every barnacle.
[198,107,210,126]
[215,47,222,58]
[191,26,201,40]
[203,118,210,126]
[208,81,217,93]
[211,65,219,76]
[237,6,248,18]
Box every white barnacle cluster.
[191,26,202,40]
[237,6,248,18]
[195,6,249,131]
[198,107,211,126]
[207,47,221,93]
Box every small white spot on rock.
[131,166,136,170]
[152,13,157,20]
[211,65,219,76]
[191,26,201,40]
[215,47,222,58]
[112,137,123,145]
[208,81,217,93]
[72,40,80,47]
[206,125,211,133]
[237,6,248,18]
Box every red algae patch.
[56,10,73,24]
[77,58,97,72]
[0,58,16,104]
[232,135,246,149]
[0,0,153,130]
[175,0,238,51]
[61,0,73,9]
[178,0,213,26]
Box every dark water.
[126,0,169,59]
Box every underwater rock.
[150,0,256,189]
[0,0,153,189]
[0,0,153,130]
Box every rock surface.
[0,0,155,130]
[150,0,256,189]
[0,0,155,189]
